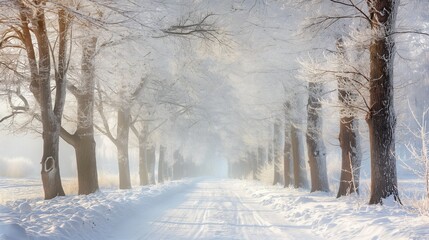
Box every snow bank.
[0,179,191,240]
[240,180,429,240]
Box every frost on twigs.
[400,103,429,199]
[158,12,227,46]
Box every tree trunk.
[79,37,98,194]
[138,132,149,185]
[65,36,99,195]
[41,127,65,199]
[306,81,329,192]
[366,0,400,204]
[337,117,360,197]
[158,145,166,184]
[147,145,156,184]
[252,152,258,180]
[116,108,131,189]
[249,151,258,180]
[74,131,98,194]
[336,38,361,198]
[273,120,282,185]
[291,124,308,188]
[73,91,99,195]
[173,150,183,180]
[257,146,265,178]
[284,133,292,187]
[20,3,67,199]
[284,103,292,187]
[163,150,169,181]
[268,141,273,165]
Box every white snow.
[1,178,429,239]
[0,179,192,240]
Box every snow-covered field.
[0,178,428,239]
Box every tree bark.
[336,38,361,198]
[284,103,292,187]
[257,146,266,174]
[61,36,99,195]
[173,150,184,180]
[291,124,308,189]
[138,133,149,186]
[158,145,166,184]
[306,81,329,192]
[130,124,149,186]
[273,120,282,185]
[248,151,257,180]
[75,37,99,194]
[117,108,131,189]
[74,132,98,194]
[337,116,361,197]
[366,0,400,204]
[41,128,65,199]
[147,145,156,184]
[163,150,169,181]
[19,3,67,199]
[268,141,273,165]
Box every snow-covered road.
[3,178,427,239]
[103,179,320,240]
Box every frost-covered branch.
[159,13,225,44]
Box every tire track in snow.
[103,179,322,240]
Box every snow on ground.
[0,179,192,240]
[0,178,43,205]
[100,179,318,240]
[241,180,429,240]
[0,178,78,205]
[1,178,429,240]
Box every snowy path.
[103,179,321,240]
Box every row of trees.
[229,0,428,205]
[0,0,226,199]
[302,0,400,204]
[0,0,427,206]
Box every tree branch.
[95,80,117,144]
[60,127,77,146]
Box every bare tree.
[11,1,72,199]
[158,145,166,184]
[130,123,150,186]
[306,81,329,192]
[283,101,292,187]
[296,0,401,203]
[366,0,400,204]
[173,149,184,180]
[291,122,308,189]
[147,144,156,184]
[273,119,283,185]
[336,38,362,197]
[402,105,429,198]
[250,151,258,180]
[61,36,99,195]
[95,79,145,189]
